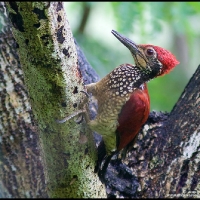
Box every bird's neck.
[107,63,161,95]
[135,63,161,86]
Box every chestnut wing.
[116,83,150,151]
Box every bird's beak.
[111,30,140,55]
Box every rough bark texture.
[3,2,105,198]
[1,1,200,199]
[0,3,47,198]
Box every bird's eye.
[145,48,155,56]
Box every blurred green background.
[64,2,200,112]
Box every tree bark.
[3,2,105,198]
[1,1,200,198]
[0,2,47,197]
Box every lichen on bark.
[4,2,106,198]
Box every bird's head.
[111,30,179,78]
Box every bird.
[57,30,179,159]
[84,30,179,156]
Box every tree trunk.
[2,2,105,198]
[1,1,200,198]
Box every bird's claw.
[74,113,84,124]
[80,90,90,98]
[56,89,90,124]
[56,109,86,124]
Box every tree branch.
[103,65,200,198]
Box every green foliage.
[111,2,143,34]
[65,2,200,112]
[75,34,119,77]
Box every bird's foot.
[56,89,90,124]
[80,90,90,98]
[56,109,86,124]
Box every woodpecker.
[84,30,179,156]
[57,30,179,158]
